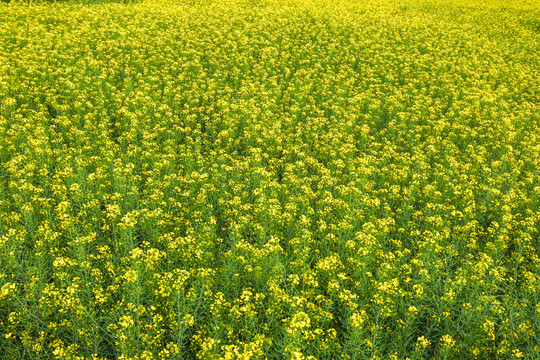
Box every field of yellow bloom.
[1,0,539,359]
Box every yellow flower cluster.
[0,0,539,359]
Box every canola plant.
[0,0,539,359]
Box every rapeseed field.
[0,0,539,359]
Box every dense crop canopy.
[0,0,539,359]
